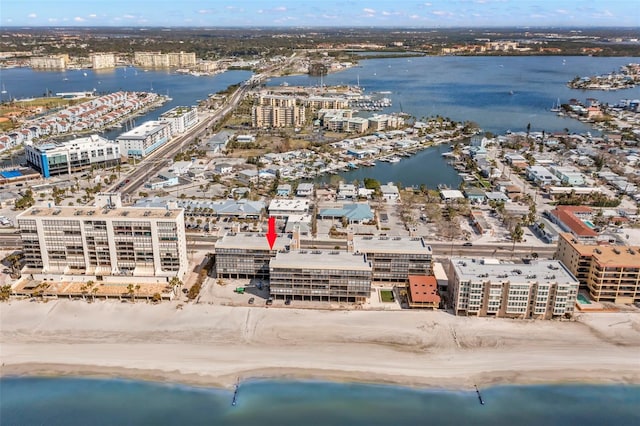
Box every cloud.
[424,2,432,6]
[273,6,287,12]
[48,18,58,22]
[123,14,136,19]
[555,9,569,15]
[198,9,214,14]
[89,13,97,18]
[362,8,376,17]
[28,13,37,18]
[74,17,85,22]
[432,10,452,16]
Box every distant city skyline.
[2,0,639,28]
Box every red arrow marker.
[266,216,277,250]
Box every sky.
[1,0,639,28]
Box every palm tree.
[80,283,88,301]
[134,284,141,302]
[127,284,134,301]
[510,222,524,257]
[91,287,99,302]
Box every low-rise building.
[352,236,432,282]
[318,203,374,225]
[269,250,372,303]
[380,182,400,202]
[268,199,309,218]
[548,206,597,243]
[214,233,291,279]
[449,258,579,319]
[296,182,314,197]
[407,275,441,309]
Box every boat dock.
[474,384,485,405]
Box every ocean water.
[1,377,639,426]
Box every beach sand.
[1,299,639,390]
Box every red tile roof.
[408,275,440,304]
[551,206,597,237]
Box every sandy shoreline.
[2,300,640,391]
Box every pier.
[231,378,240,406]
[474,384,485,405]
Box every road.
[113,85,250,197]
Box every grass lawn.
[380,290,395,303]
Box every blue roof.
[319,203,373,222]
[0,169,22,178]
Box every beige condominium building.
[351,236,432,282]
[556,232,640,304]
[90,53,116,69]
[214,232,291,279]
[133,51,196,68]
[17,194,188,284]
[269,250,372,303]
[449,257,579,319]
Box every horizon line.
[2,25,639,30]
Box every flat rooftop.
[270,250,372,271]
[215,232,291,251]
[17,206,182,220]
[117,121,167,140]
[268,199,310,211]
[560,233,640,267]
[353,236,432,255]
[450,257,578,284]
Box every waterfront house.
[380,182,400,202]
[338,183,358,200]
[319,203,374,225]
[296,183,314,197]
[464,187,486,204]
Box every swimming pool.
[583,220,595,229]
[577,294,591,305]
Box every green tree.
[510,222,524,257]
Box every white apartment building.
[160,106,199,135]
[17,196,188,283]
[117,121,170,158]
[449,258,579,319]
[91,53,116,69]
[25,134,120,178]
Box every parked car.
[248,297,255,305]
[266,298,273,306]
[463,242,473,247]
[284,299,291,306]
